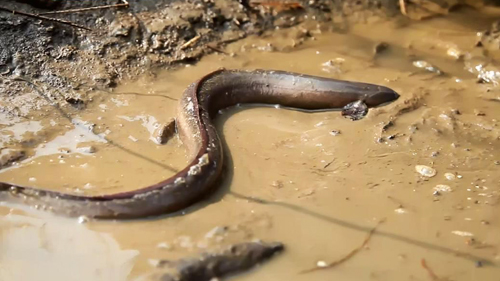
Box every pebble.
[444,173,456,180]
[413,60,443,75]
[434,184,452,193]
[0,149,25,168]
[77,216,89,224]
[316,261,328,267]
[394,208,408,214]
[205,226,228,239]
[76,146,96,154]
[415,165,437,177]
[329,130,341,136]
[157,242,172,250]
[148,259,162,268]
[152,119,176,145]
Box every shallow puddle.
[1,6,500,281]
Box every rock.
[152,119,176,145]
[341,100,368,121]
[0,149,25,169]
[415,165,436,177]
[149,241,284,281]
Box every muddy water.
[1,6,500,281]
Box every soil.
[0,0,395,121]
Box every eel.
[0,69,399,218]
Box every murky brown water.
[1,6,500,281]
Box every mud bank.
[0,0,392,119]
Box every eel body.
[0,69,399,218]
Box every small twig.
[387,195,404,209]
[0,6,91,31]
[180,34,201,50]
[323,158,335,169]
[300,219,386,274]
[206,44,229,55]
[38,2,129,15]
[399,0,407,15]
[421,259,443,281]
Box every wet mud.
[1,2,500,281]
[0,0,394,123]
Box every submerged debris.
[329,130,341,136]
[148,241,284,281]
[434,184,452,193]
[300,219,385,274]
[373,42,389,55]
[64,97,86,109]
[153,119,177,145]
[413,60,443,75]
[341,100,368,121]
[444,173,456,180]
[421,258,446,281]
[0,149,25,169]
[415,165,437,177]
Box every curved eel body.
[0,69,399,218]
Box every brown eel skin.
[0,69,399,218]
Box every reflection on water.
[0,210,138,281]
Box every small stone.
[444,173,456,180]
[413,60,443,75]
[271,180,284,189]
[394,208,408,214]
[475,261,483,268]
[0,149,25,168]
[205,226,228,239]
[329,130,341,136]
[148,259,162,268]
[316,261,328,267]
[374,42,389,54]
[152,119,176,145]
[341,100,368,121]
[434,184,452,193]
[415,165,437,177]
[76,146,96,154]
[77,216,89,224]
[157,242,172,250]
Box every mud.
[1,2,500,281]
[0,0,396,122]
